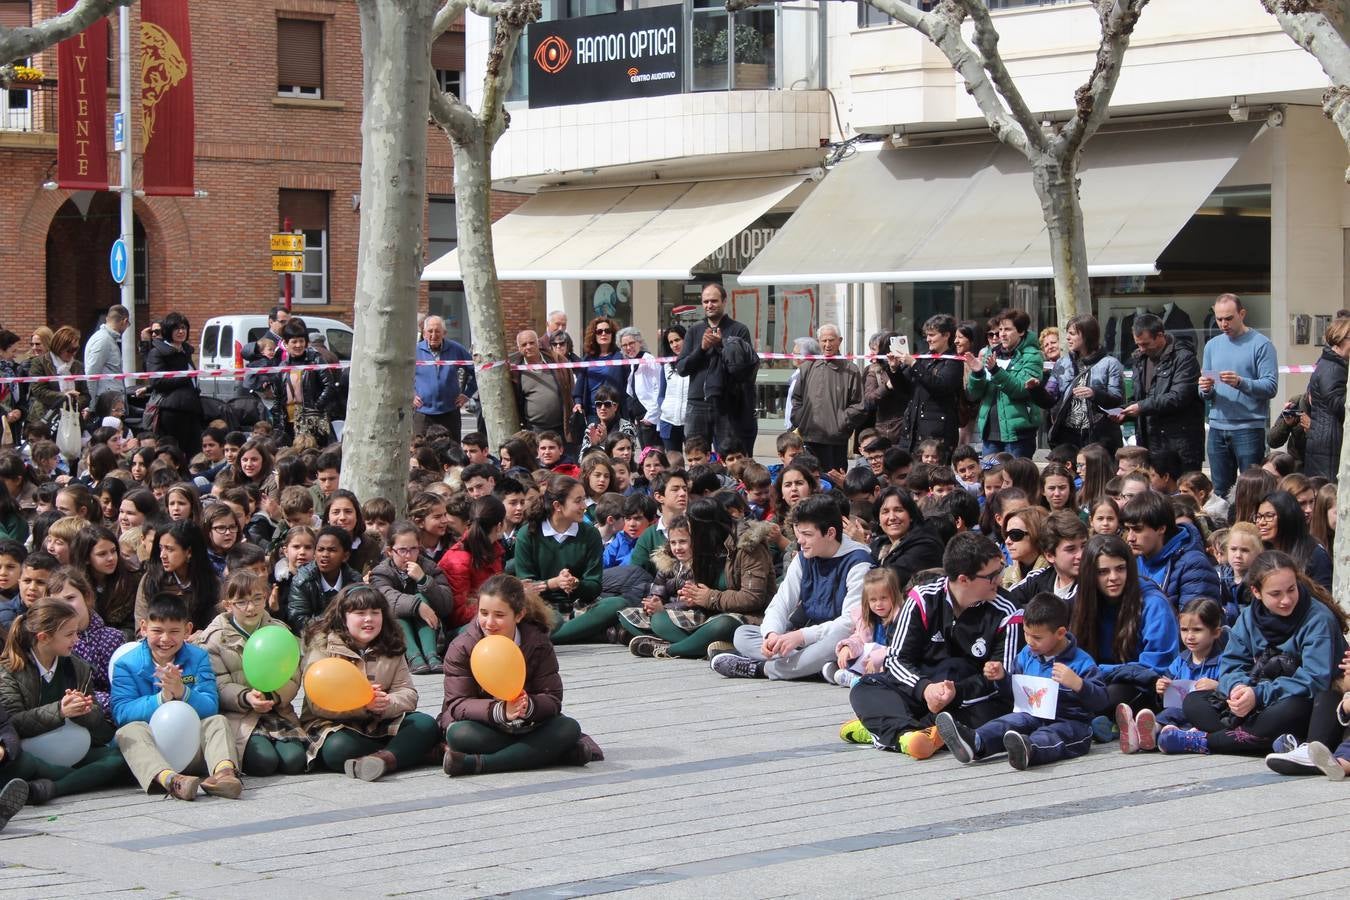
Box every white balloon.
[148,700,201,772]
[23,720,91,768]
[108,642,139,682]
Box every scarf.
[50,352,74,393]
[1251,586,1310,649]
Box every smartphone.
[889,335,909,356]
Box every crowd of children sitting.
[0,397,1347,832]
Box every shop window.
[506,0,624,102]
[278,189,329,305]
[583,280,633,331]
[277,18,324,98]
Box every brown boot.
[201,765,244,799]
[344,750,397,782]
[164,773,202,801]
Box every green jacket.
[966,332,1044,441]
[512,521,604,612]
[0,654,114,743]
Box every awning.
[422,174,805,282]
[738,122,1262,286]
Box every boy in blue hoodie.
[938,593,1108,770]
[1122,490,1221,612]
[112,593,242,800]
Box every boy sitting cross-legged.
[938,593,1108,770]
[112,593,242,800]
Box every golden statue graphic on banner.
[141,21,188,144]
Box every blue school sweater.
[1003,633,1108,722]
[1200,329,1278,430]
[1095,576,1179,674]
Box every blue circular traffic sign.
[110,239,128,284]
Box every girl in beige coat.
[201,573,307,776]
[300,585,439,781]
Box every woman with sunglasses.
[571,316,626,427]
[579,385,637,457]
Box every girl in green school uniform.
[511,474,620,644]
[0,599,129,805]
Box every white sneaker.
[834,669,860,688]
[1307,741,1347,781]
[1265,742,1319,776]
[821,662,840,683]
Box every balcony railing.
[1,88,33,131]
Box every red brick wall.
[0,1,543,353]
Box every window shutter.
[277,19,323,89]
[0,1,31,29]
[431,32,465,73]
[279,190,328,232]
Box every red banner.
[140,0,195,196]
[55,0,109,190]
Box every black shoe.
[1004,731,1031,771]
[604,625,629,645]
[935,712,977,765]
[629,636,671,658]
[443,749,481,777]
[25,778,55,807]
[568,733,604,766]
[0,779,29,830]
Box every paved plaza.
[0,646,1347,899]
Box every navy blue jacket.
[1000,632,1108,722]
[1136,522,1222,612]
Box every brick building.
[0,0,541,350]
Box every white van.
[198,314,353,400]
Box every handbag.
[56,395,82,458]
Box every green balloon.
[241,625,301,693]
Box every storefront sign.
[705,225,778,273]
[528,7,682,109]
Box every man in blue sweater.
[413,315,474,441]
[1199,294,1278,498]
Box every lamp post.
[116,4,135,387]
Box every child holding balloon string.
[299,584,439,781]
[201,572,307,776]
[439,574,603,776]
[0,598,129,806]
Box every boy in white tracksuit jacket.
[715,496,874,680]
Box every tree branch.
[434,0,509,39]
[1263,0,1350,174]
[1055,0,1148,158]
[0,0,132,68]
[480,0,538,144]
[429,80,479,143]
[956,0,1048,152]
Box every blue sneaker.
[1157,726,1209,755]
[1271,733,1300,754]
[1090,715,1116,744]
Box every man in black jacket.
[842,532,1020,758]
[675,282,759,455]
[1122,313,1204,473]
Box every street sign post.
[113,112,124,151]
[109,238,128,284]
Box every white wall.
[834,0,1330,135]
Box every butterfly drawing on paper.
[1021,685,1050,708]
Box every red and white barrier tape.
[0,353,1319,384]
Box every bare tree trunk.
[428,0,540,449]
[0,0,131,68]
[341,0,439,514]
[1262,0,1350,598]
[453,133,518,448]
[1032,157,1092,327]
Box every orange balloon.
[304,657,375,713]
[470,634,526,701]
